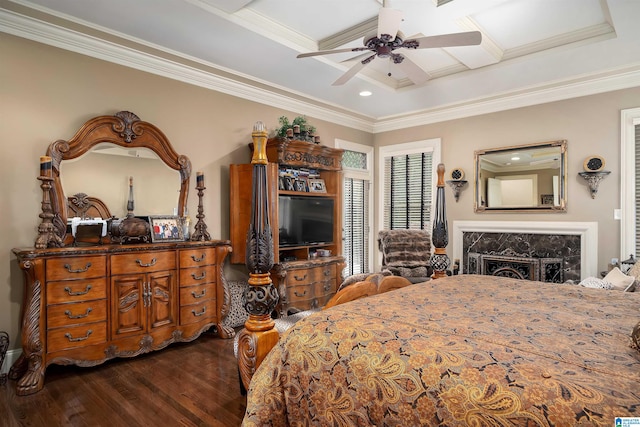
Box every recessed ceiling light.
[359,91,372,97]
[511,156,520,161]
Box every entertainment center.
[229,138,345,316]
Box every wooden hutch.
[230,138,345,316]
[10,111,233,396]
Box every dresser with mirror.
[10,111,233,395]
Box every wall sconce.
[578,155,610,199]
[446,168,468,202]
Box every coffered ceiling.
[2,0,640,132]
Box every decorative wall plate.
[450,168,465,181]
[583,155,605,172]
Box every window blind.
[383,152,433,230]
[343,177,369,276]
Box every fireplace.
[452,221,598,282]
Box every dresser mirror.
[47,111,191,242]
[61,144,181,219]
[474,140,567,212]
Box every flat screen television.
[278,195,334,247]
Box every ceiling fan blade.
[297,47,368,59]
[332,54,376,86]
[409,31,482,49]
[377,6,403,40]
[394,55,430,85]
[340,52,372,64]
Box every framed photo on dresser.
[150,215,185,242]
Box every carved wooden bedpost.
[431,163,451,279]
[236,122,280,391]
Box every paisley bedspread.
[243,275,640,426]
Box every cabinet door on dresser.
[110,251,177,338]
[45,255,108,354]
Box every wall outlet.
[614,209,621,220]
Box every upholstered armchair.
[378,229,433,283]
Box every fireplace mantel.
[452,221,598,280]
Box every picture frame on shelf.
[285,177,295,191]
[308,178,326,193]
[149,215,185,242]
[295,178,308,192]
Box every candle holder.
[190,183,211,241]
[35,175,64,249]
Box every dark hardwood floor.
[0,331,247,426]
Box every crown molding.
[373,64,640,133]
[2,5,640,135]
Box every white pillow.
[603,267,635,291]
[579,277,614,290]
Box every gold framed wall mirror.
[474,140,567,212]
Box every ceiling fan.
[296,1,482,86]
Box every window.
[337,140,373,277]
[621,107,640,258]
[378,139,441,232]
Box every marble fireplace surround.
[452,221,598,281]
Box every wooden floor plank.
[0,332,247,426]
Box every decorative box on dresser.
[10,111,233,396]
[229,138,345,316]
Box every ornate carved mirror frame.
[46,111,192,242]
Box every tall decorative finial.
[251,121,268,165]
[237,121,279,393]
[430,163,451,279]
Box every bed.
[243,275,640,426]
[237,138,639,424]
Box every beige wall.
[375,87,640,273]
[0,34,372,350]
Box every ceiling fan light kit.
[296,4,482,86]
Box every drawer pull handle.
[192,307,206,317]
[192,289,207,299]
[294,289,307,297]
[64,308,93,319]
[64,284,92,296]
[136,258,157,268]
[324,270,331,276]
[324,284,331,292]
[294,274,307,281]
[191,254,206,262]
[65,329,93,342]
[191,271,206,280]
[64,262,92,273]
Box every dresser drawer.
[47,322,107,353]
[111,251,175,275]
[179,283,215,305]
[287,283,314,303]
[179,248,217,268]
[179,265,216,287]
[314,279,337,297]
[47,300,108,328]
[46,256,106,281]
[180,299,216,325]
[284,265,334,286]
[46,278,107,304]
